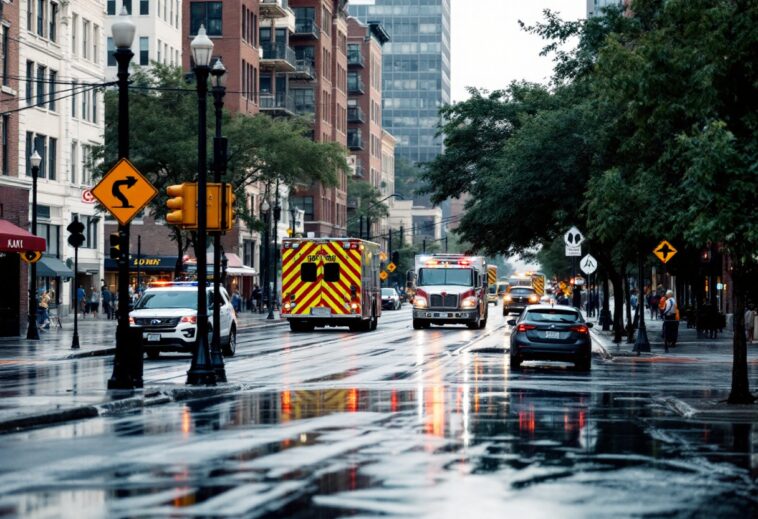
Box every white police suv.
[129,282,237,359]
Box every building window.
[157,38,161,63]
[82,19,90,60]
[81,87,88,121]
[123,0,133,15]
[1,115,8,175]
[2,26,9,86]
[36,65,46,107]
[321,6,331,37]
[290,196,314,221]
[139,37,149,65]
[48,137,56,181]
[48,70,56,111]
[93,25,99,63]
[49,2,58,42]
[92,92,98,124]
[26,61,33,102]
[71,14,77,56]
[37,0,45,37]
[107,38,116,66]
[140,0,149,15]
[70,141,78,184]
[34,134,47,178]
[25,132,33,176]
[107,0,116,16]
[189,2,222,36]
[71,80,77,117]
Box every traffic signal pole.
[108,45,139,390]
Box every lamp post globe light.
[209,57,228,383]
[187,26,216,386]
[26,151,42,341]
[261,199,270,315]
[107,6,140,390]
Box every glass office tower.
[349,0,451,168]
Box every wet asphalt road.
[0,307,757,518]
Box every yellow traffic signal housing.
[205,183,235,232]
[223,183,235,232]
[166,183,197,227]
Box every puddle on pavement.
[1,361,757,517]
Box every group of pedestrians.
[74,284,120,320]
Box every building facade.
[348,0,450,168]
[586,0,627,17]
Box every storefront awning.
[187,253,256,276]
[0,219,46,253]
[226,266,257,277]
[76,261,100,274]
[37,257,74,278]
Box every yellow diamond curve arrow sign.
[91,159,158,226]
[386,262,397,273]
[653,240,678,264]
[379,271,388,281]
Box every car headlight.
[413,296,428,309]
[504,295,512,302]
[461,296,477,309]
[528,295,539,303]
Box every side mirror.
[507,319,517,326]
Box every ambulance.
[281,238,382,332]
[412,253,489,329]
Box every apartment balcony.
[347,52,365,68]
[291,59,316,80]
[347,106,365,123]
[293,101,315,116]
[260,0,289,18]
[348,77,365,95]
[260,42,297,72]
[293,19,319,39]
[352,159,365,178]
[347,131,363,150]
[259,92,296,117]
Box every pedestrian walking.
[77,286,86,318]
[231,290,242,313]
[89,287,100,317]
[662,290,679,352]
[37,290,50,329]
[102,284,112,320]
[252,284,261,313]
[745,305,755,344]
[658,292,667,321]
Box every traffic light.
[109,232,120,260]
[222,183,235,232]
[166,183,197,227]
[66,219,85,248]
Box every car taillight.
[129,317,135,325]
[516,323,536,333]
[180,315,198,324]
[570,324,589,334]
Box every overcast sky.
[450,0,586,102]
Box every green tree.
[346,177,389,238]
[97,64,346,272]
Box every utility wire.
[0,83,109,116]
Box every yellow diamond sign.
[91,159,158,226]
[653,240,678,264]
[379,271,388,281]
[386,262,397,273]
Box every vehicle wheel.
[146,350,160,360]
[575,356,591,372]
[370,307,378,331]
[289,321,302,332]
[413,319,425,330]
[503,308,509,316]
[479,311,488,329]
[222,328,236,357]
[510,354,522,370]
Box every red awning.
[0,219,46,253]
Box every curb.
[0,383,249,434]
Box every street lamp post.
[186,26,216,386]
[26,151,42,341]
[268,193,281,320]
[261,200,270,315]
[209,58,228,383]
[107,7,138,390]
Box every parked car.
[381,287,402,310]
[130,281,237,359]
[502,286,539,316]
[508,304,592,371]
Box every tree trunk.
[624,273,635,343]
[610,271,624,343]
[727,266,754,404]
[601,271,610,331]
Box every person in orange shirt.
[658,292,667,320]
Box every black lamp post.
[260,200,270,315]
[107,7,138,390]
[210,58,227,383]
[186,25,216,386]
[268,190,281,320]
[26,150,42,341]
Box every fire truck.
[412,254,489,330]
[281,238,382,333]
